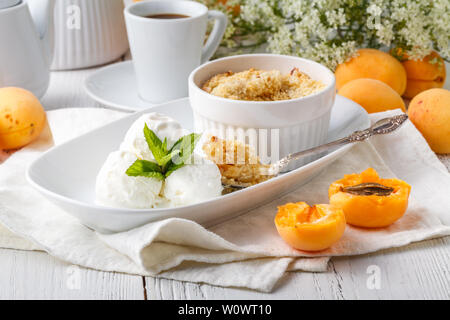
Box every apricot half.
[0,87,46,150]
[338,78,406,114]
[275,202,346,251]
[329,168,411,228]
[335,48,407,95]
[408,88,450,154]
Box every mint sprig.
[125,124,201,180]
[126,160,164,181]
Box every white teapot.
[51,0,128,70]
[0,0,54,98]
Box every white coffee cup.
[124,0,227,103]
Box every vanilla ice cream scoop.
[95,150,163,209]
[163,155,223,207]
[120,113,187,161]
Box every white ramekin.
[188,54,336,171]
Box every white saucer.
[84,61,156,112]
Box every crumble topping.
[202,68,325,101]
[202,136,273,187]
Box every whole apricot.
[335,48,407,95]
[403,79,444,100]
[0,87,46,150]
[408,88,450,154]
[275,202,346,252]
[402,51,446,99]
[338,78,405,114]
[329,168,411,228]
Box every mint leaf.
[143,124,166,166]
[162,137,168,154]
[158,149,180,168]
[126,126,202,181]
[165,162,185,178]
[126,160,164,181]
[170,133,202,165]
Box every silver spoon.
[223,113,408,191]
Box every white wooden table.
[0,59,449,300]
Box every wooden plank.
[0,249,145,300]
[146,237,449,300]
[330,237,450,300]
[41,69,102,110]
[41,54,125,111]
[146,272,341,300]
[146,277,207,300]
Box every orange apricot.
[218,0,240,15]
[0,87,46,150]
[329,168,411,228]
[275,202,346,251]
[408,88,450,154]
[338,78,406,114]
[335,48,407,95]
[402,51,446,99]
[403,78,444,99]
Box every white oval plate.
[84,61,155,112]
[27,96,369,233]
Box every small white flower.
[201,0,449,69]
[267,25,294,54]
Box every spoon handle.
[276,136,352,170]
[276,114,408,171]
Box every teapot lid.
[0,0,21,10]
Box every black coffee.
[145,13,190,19]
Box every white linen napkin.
[0,107,449,292]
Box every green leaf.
[133,171,165,181]
[125,160,164,181]
[158,149,181,168]
[126,126,201,181]
[162,137,168,154]
[169,133,202,165]
[165,162,185,178]
[143,124,167,166]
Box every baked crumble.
[202,68,325,101]
[202,136,273,187]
